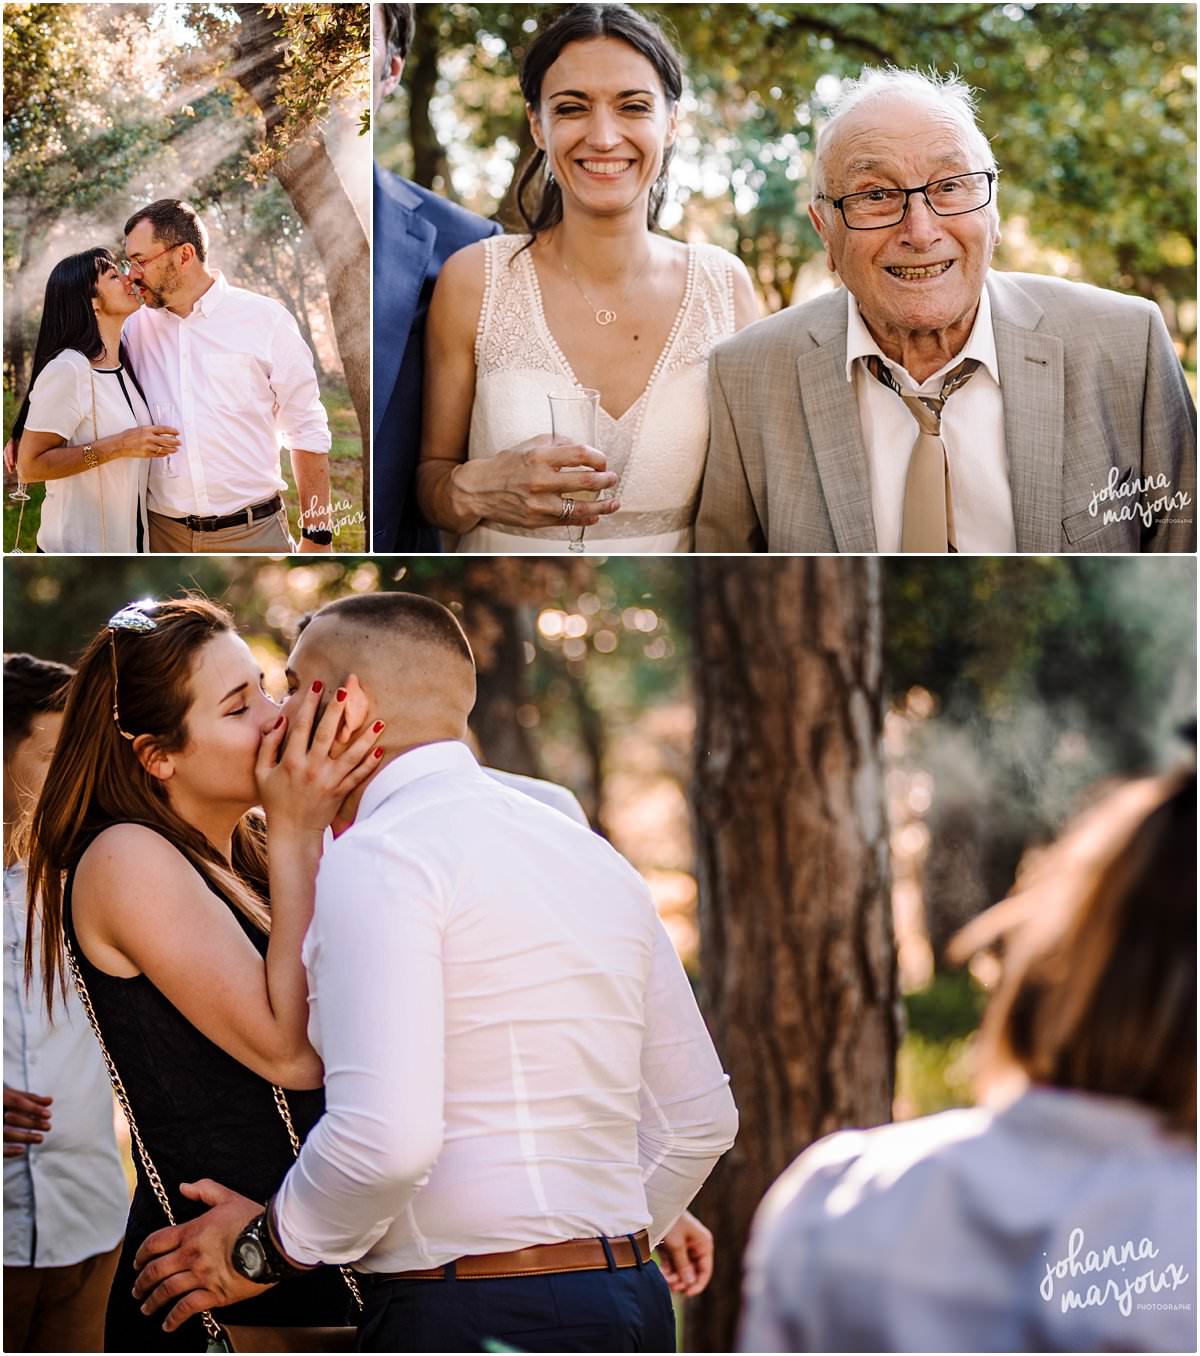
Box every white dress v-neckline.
[521,244,698,428]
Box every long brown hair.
[951,767,1196,1135]
[25,597,271,1016]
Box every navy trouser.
[355,1254,677,1353]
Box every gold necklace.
[556,246,654,327]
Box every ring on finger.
[559,497,576,521]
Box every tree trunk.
[230,4,370,523]
[456,575,542,779]
[687,558,900,1353]
[407,17,450,193]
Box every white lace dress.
[458,234,737,553]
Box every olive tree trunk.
[231,5,371,524]
[687,557,900,1352]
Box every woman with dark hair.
[740,767,1197,1353]
[25,597,382,1349]
[12,248,178,553]
[418,1,759,553]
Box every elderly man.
[372,3,501,551]
[696,69,1196,554]
[122,199,335,553]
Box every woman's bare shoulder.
[76,823,196,898]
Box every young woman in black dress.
[24,597,383,1350]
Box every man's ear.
[132,734,173,784]
[381,52,403,101]
[338,673,371,741]
[807,202,836,272]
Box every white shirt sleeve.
[267,310,332,454]
[272,836,446,1265]
[24,355,84,441]
[637,914,739,1243]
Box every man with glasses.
[696,68,1196,554]
[121,199,335,553]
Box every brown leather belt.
[367,1230,651,1282]
[168,494,282,533]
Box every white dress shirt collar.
[354,739,480,823]
[844,282,1000,391]
[189,269,227,319]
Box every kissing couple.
[9,200,334,556]
[26,590,736,1351]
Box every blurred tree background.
[2,2,371,545]
[5,552,1194,1343]
[376,2,1196,357]
[6,551,1192,1005]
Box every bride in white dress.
[418,2,758,554]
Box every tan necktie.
[866,355,982,552]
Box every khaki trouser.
[4,1240,122,1352]
[148,506,292,553]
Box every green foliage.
[905,968,987,1042]
[246,4,370,180]
[896,971,987,1116]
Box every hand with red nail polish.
[256,671,383,837]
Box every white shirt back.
[847,285,1017,552]
[275,741,736,1270]
[122,270,330,518]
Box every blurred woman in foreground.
[740,766,1196,1353]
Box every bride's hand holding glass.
[446,435,620,530]
[255,674,383,836]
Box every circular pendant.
[595,309,617,326]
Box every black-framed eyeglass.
[817,170,997,231]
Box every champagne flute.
[150,401,180,478]
[548,389,602,554]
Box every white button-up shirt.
[275,741,737,1271]
[3,864,128,1268]
[740,1084,1196,1353]
[847,284,1017,552]
[122,271,330,519]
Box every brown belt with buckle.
[369,1230,651,1282]
[168,494,282,533]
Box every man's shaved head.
[288,593,476,750]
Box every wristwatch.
[232,1199,312,1284]
[301,526,333,545]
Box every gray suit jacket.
[696,272,1196,552]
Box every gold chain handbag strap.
[66,941,363,1338]
[269,1087,364,1313]
[66,939,225,1344]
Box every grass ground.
[3,383,365,553]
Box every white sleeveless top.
[460,234,737,554]
[24,349,151,554]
